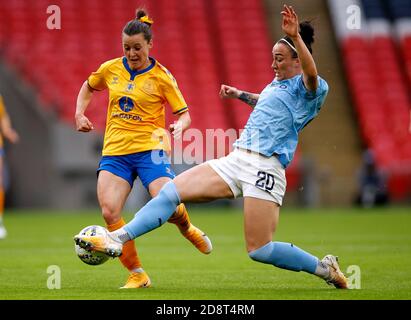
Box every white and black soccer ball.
[74,225,109,266]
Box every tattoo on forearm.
[239,92,258,107]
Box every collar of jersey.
[122,57,156,81]
[273,74,300,84]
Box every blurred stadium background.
[0,0,410,211]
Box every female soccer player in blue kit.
[75,5,348,289]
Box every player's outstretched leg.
[74,228,123,258]
[74,182,211,260]
[168,204,212,254]
[73,181,180,258]
[249,242,349,289]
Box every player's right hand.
[219,84,240,99]
[75,114,94,132]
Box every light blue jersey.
[233,74,329,168]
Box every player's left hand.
[281,4,299,39]
[169,121,183,140]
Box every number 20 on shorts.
[255,171,275,191]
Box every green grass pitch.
[0,207,410,300]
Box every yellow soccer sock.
[167,203,191,233]
[107,218,142,272]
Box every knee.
[100,204,120,225]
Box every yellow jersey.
[88,57,188,156]
[0,95,6,148]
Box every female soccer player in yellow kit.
[0,95,19,239]
[75,9,211,288]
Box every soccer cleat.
[74,229,123,258]
[182,224,212,254]
[322,254,349,289]
[120,271,151,289]
[0,225,6,240]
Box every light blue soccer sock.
[249,241,319,274]
[123,181,181,239]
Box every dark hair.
[122,9,153,42]
[282,20,315,58]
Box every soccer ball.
[74,225,109,266]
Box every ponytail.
[123,8,154,42]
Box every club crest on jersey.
[142,78,156,95]
[125,82,135,92]
[271,83,287,89]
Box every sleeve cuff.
[87,81,103,92]
[173,106,189,115]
